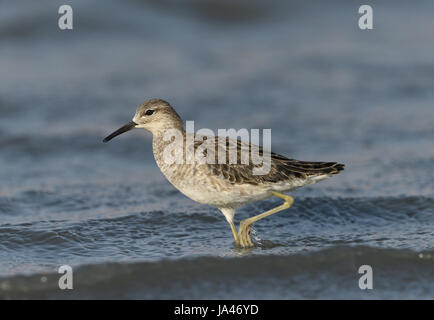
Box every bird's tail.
[286,160,345,176]
[272,154,345,178]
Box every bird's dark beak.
[103,121,137,143]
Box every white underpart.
[220,207,235,224]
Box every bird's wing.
[193,135,344,186]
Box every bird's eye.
[145,109,154,116]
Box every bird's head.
[103,98,183,142]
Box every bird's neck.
[152,122,186,140]
[152,125,187,166]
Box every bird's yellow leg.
[237,191,294,248]
[229,221,240,246]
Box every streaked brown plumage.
[195,136,344,186]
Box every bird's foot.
[237,219,254,248]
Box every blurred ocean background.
[0,0,433,299]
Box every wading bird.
[103,99,344,248]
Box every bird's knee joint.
[284,196,294,207]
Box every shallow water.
[1,0,434,299]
